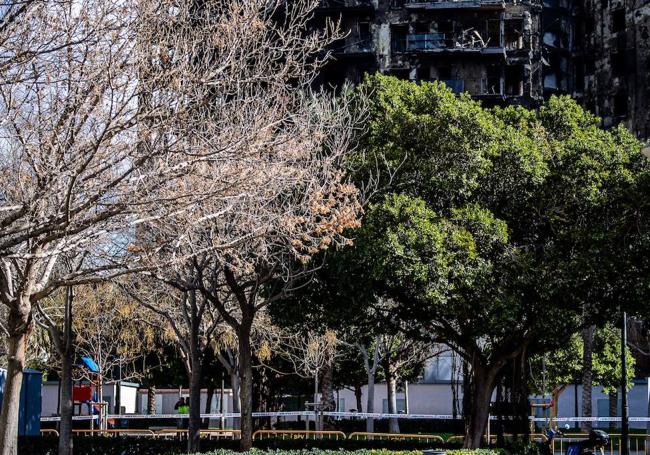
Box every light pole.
[621,311,629,455]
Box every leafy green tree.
[341,74,649,447]
[531,324,635,429]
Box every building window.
[614,90,628,117]
[611,9,626,34]
[483,65,502,94]
[505,20,524,49]
[487,19,501,47]
[611,51,625,76]
[391,25,408,53]
[505,65,524,96]
[544,73,558,90]
[437,66,452,80]
[574,60,585,92]
[390,69,410,80]
[382,399,406,414]
[359,22,371,41]
[417,65,431,81]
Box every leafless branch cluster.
[0,0,363,452]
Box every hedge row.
[19,436,537,455]
[19,436,453,455]
[191,450,426,455]
[193,449,507,455]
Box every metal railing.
[350,432,445,443]
[71,429,156,437]
[252,430,347,440]
[37,428,650,450]
[157,429,241,439]
[406,33,500,51]
[447,435,465,444]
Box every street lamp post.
[621,311,629,455]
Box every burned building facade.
[315,0,543,106]
[580,1,650,139]
[314,0,650,138]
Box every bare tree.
[351,336,385,433]
[129,1,364,450]
[34,272,159,455]
[274,330,339,430]
[0,2,361,454]
[123,262,226,453]
[378,334,438,433]
[1,0,316,451]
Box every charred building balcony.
[330,38,375,57]
[316,0,375,14]
[405,0,506,10]
[404,32,505,54]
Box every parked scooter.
[544,428,610,455]
[566,430,610,455]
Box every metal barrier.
[349,432,444,443]
[41,427,650,452]
[157,429,240,439]
[253,430,346,440]
[447,435,465,444]
[71,429,156,437]
[487,433,547,443]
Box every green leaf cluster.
[345,73,649,364]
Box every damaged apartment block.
[579,1,650,139]
[314,0,650,139]
[315,0,543,107]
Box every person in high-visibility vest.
[178,398,190,430]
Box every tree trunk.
[463,366,496,449]
[609,389,618,431]
[58,287,75,455]
[238,320,254,451]
[386,373,400,433]
[646,380,650,455]
[187,357,202,453]
[58,352,74,455]
[0,301,31,455]
[404,380,409,414]
[366,369,375,433]
[230,370,240,430]
[581,325,594,432]
[204,386,215,428]
[354,384,363,412]
[320,363,335,430]
[147,386,156,414]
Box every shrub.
[446,450,508,455]
[19,437,445,455]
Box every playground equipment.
[71,356,109,431]
[531,386,565,433]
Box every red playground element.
[73,385,93,402]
